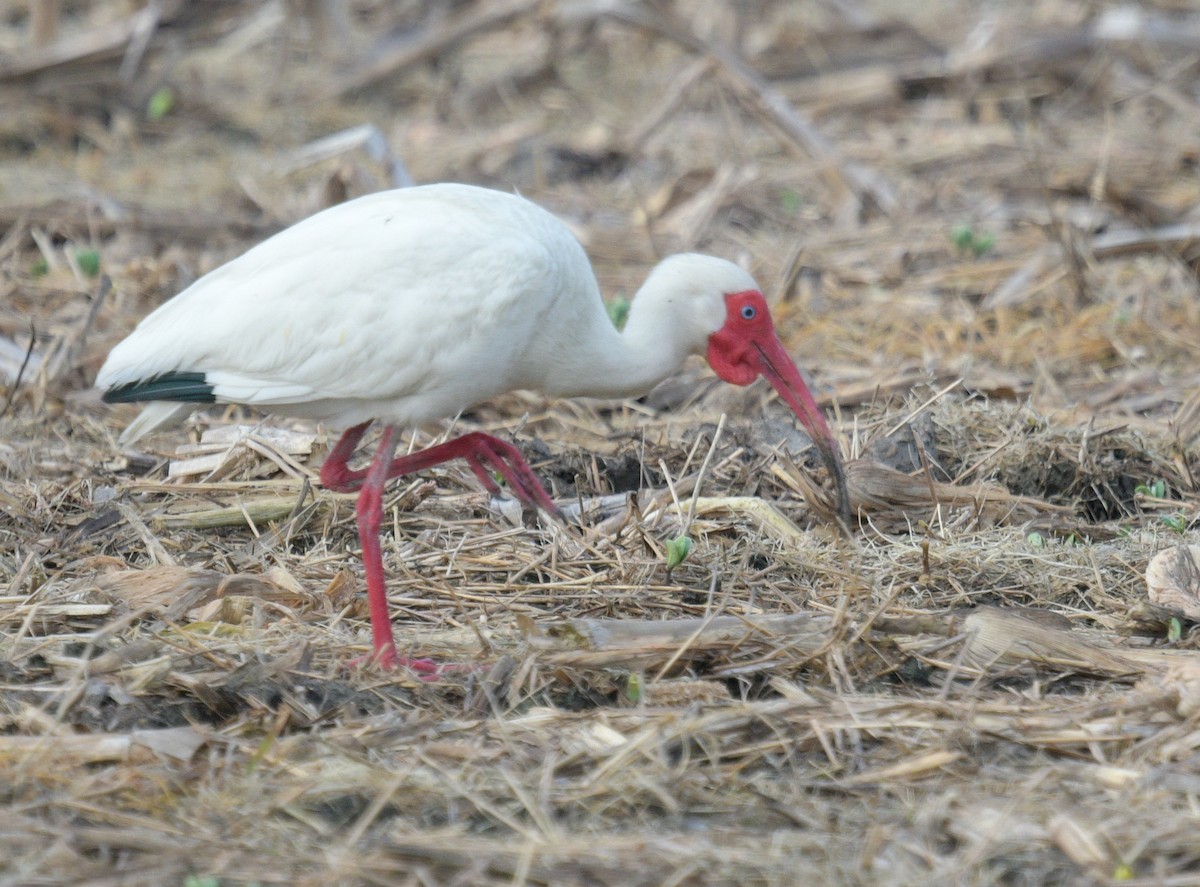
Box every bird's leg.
[319,421,372,492]
[381,431,562,519]
[462,433,564,520]
[320,426,555,518]
[352,424,443,676]
[458,454,506,497]
[355,424,400,668]
[321,425,560,673]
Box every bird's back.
[98,184,605,433]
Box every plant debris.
[3,2,1200,885]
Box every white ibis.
[97,183,849,671]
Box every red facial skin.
[707,290,851,525]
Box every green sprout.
[1026,531,1045,548]
[30,256,48,278]
[606,295,631,331]
[147,86,176,122]
[950,224,995,257]
[1161,514,1188,534]
[75,248,100,277]
[1135,479,1166,499]
[665,534,693,576]
[1168,617,1183,643]
[625,672,644,704]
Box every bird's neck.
[554,287,700,400]
[590,331,687,399]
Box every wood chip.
[1145,544,1200,620]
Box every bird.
[97,183,850,671]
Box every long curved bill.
[754,338,852,527]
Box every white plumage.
[100,185,751,437]
[98,183,847,671]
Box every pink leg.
[323,424,559,673]
[354,425,400,669]
[322,426,560,519]
[386,432,562,519]
[320,421,372,492]
[329,423,559,674]
[351,425,445,675]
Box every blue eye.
[740,305,756,320]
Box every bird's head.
[630,254,849,524]
[682,258,850,526]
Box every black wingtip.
[102,371,216,404]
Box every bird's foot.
[349,645,474,681]
[457,434,562,520]
[350,648,447,679]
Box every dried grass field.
[4,1,1200,885]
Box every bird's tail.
[118,402,193,445]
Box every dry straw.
[4,1,1200,884]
